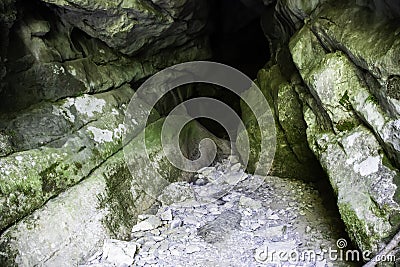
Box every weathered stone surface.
[40,0,208,56]
[0,149,154,267]
[3,14,209,111]
[1,88,120,229]
[290,24,400,164]
[289,11,400,253]
[237,53,324,181]
[131,216,162,232]
[305,111,400,253]
[0,115,228,266]
[101,239,138,266]
[124,116,230,200]
[276,0,327,30]
[0,0,210,112]
[0,85,161,232]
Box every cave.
[0,0,399,266]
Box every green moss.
[387,76,400,100]
[39,161,78,195]
[389,212,400,228]
[393,173,400,205]
[40,162,61,194]
[381,153,397,172]
[0,235,18,267]
[98,164,137,240]
[339,202,375,252]
[336,120,357,132]
[339,90,352,111]
[366,94,379,104]
[74,162,82,173]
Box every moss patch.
[339,90,352,111]
[338,202,375,252]
[366,94,379,105]
[98,164,138,240]
[336,120,357,132]
[387,76,400,100]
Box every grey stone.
[101,239,137,266]
[0,87,159,232]
[170,218,183,229]
[2,4,210,111]
[160,208,173,221]
[230,163,242,172]
[40,0,208,56]
[132,216,162,233]
[185,244,201,254]
[0,151,150,267]
[290,18,400,253]
[227,155,240,164]
[239,196,262,210]
[193,178,208,186]
[223,171,248,185]
[86,159,356,267]
[197,210,242,244]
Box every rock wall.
[1,0,210,112]
[0,0,215,265]
[254,0,400,257]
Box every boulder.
[0,149,154,267]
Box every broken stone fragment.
[131,216,162,233]
[101,239,138,266]
[239,196,262,210]
[160,208,173,221]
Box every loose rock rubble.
[82,156,355,267]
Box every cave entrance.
[162,0,272,140]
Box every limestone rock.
[131,216,162,232]
[159,208,173,221]
[0,86,158,231]
[239,195,262,210]
[289,5,400,253]
[237,55,324,181]
[1,0,210,111]
[0,115,227,266]
[157,182,196,206]
[40,0,208,56]
[87,159,353,266]
[101,239,138,266]
[0,150,153,267]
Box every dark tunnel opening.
[208,0,271,79]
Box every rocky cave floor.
[81,156,355,267]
